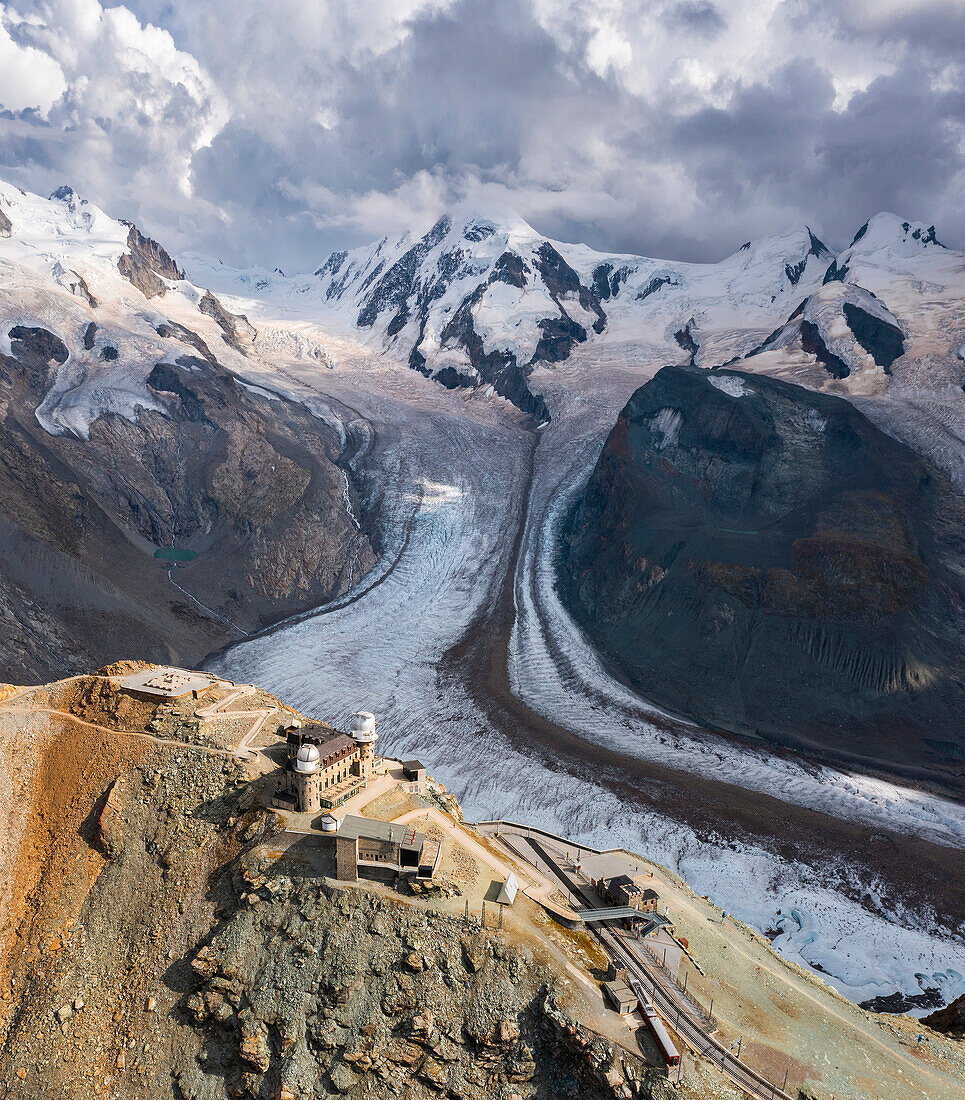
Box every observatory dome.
[351,711,377,742]
[294,743,320,773]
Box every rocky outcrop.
[841,303,904,372]
[923,994,965,1037]
[560,365,965,790]
[117,222,185,298]
[199,290,256,353]
[0,680,257,1099]
[743,281,905,380]
[177,869,664,1100]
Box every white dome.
[351,711,377,743]
[294,743,320,773]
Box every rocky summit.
[0,667,703,1100]
[560,364,965,790]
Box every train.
[628,975,681,1067]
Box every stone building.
[596,875,660,913]
[401,759,427,794]
[334,815,430,883]
[272,711,379,813]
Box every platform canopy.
[574,906,655,924]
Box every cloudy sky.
[0,0,963,269]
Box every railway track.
[489,825,794,1100]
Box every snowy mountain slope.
[723,214,965,395]
[0,179,261,438]
[573,223,835,362]
[735,280,907,394]
[310,213,612,421]
[192,209,965,425]
[189,216,840,421]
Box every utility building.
[401,759,427,794]
[603,979,637,1015]
[334,815,427,882]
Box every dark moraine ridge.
[559,364,965,794]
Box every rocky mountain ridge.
[192,210,965,422]
[0,181,376,683]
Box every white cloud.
[0,0,226,249]
[0,18,65,111]
[0,0,962,268]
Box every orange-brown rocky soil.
[0,671,715,1100]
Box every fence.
[641,941,718,1031]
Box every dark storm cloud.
[1,0,963,268]
[190,0,626,266]
[668,56,965,250]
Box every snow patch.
[707,373,749,397]
[236,379,278,401]
[649,407,683,449]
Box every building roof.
[641,888,660,900]
[292,721,334,737]
[337,815,425,851]
[315,734,357,764]
[603,980,636,1009]
[118,667,216,699]
[496,871,519,905]
[608,874,642,894]
[402,759,426,773]
[292,734,357,771]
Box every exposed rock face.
[923,994,965,1036]
[177,872,663,1100]
[199,289,257,353]
[0,182,377,683]
[0,333,376,682]
[560,365,965,790]
[117,222,186,298]
[841,302,904,371]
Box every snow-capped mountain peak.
[263,212,838,420]
[0,177,258,439]
[182,204,965,422]
[846,212,944,256]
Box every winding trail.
[0,704,237,759]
